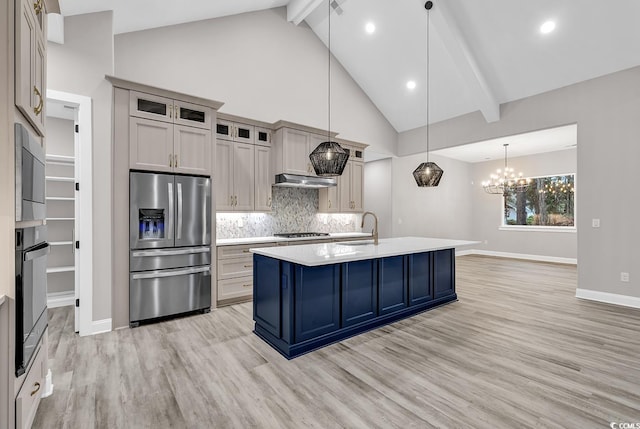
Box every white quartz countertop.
[216,232,372,246]
[250,237,479,266]
[0,294,5,307]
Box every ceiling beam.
[434,1,500,123]
[287,0,324,25]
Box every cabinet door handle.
[242,250,250,253]
[169,103,172,118]
[33,0,43,15]
[267,196,272,207]
[243,264,252,268]
[175,105,179,120]
[242,284,252,288]
[33,86,43,116]
[169,154,173,167]
[175,154,178,168]
[30,382,41,397]
[328,200,331,209]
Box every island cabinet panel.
[293,264,341,342]
[408,252,433,305]
[378,256,408,315]
[253,256,281,338]
[341,260,378,327]
[433,249,455,300]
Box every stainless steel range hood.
[273,174,337,188]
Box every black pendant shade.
[413,162,443,187]
[309,141,349,177]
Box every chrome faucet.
[361,211,379,245]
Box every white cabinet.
[255,127,272,146]
[216,119,255,144]
[216,243,276,304]
[15,336,46,429]
[15,0,47,136]
[254,145,272,211]
[215,140,255,211]
[273,127,330,176]
[129,115,211,174]
[130,91,212,130]
[173,125,212,175]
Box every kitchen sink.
[336,240,374,246]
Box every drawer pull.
[243,264,251,268]
[242,250,250,253]
[242,284,251,288]
[30,382,41,397]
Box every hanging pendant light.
[482,144,531,195]
[310,0,349,177]
[413,1,443,187]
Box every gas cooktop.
[273,232,330,238]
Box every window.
[503,174,575,227]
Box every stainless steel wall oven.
[15,123,46,222]
[15,225,49,376]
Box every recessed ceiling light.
[406,81,416,90]
[365,22,375,34]
[540,20,556,34]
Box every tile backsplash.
[216,187,362,239]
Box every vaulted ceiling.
[58,0,640,134]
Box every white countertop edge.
[0,294,6,307]
[250,237,480,266]
[216,232,372,246]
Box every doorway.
[45,90,93,336]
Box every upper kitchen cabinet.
[319,138,367,213]
[127,89,215,174]
[130,91,212,130]
[254,145,272,211]
[129,117,211,175]
[15,0,47,136]
[272,121,338,177]
[216,119,254,144]
[215,140,255,211]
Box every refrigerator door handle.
[131,266,210,280]
[131,247,210,257]
[167,182,174,239]
[177,182,183,240]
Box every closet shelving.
[45,152,75,277]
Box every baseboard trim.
[92,318,112,335]
[456,249,577,265]
[576,289,640,309]
[47,291,75,308]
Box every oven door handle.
[131,247,210,257]
[131,266,210,280]
[23,243,50,261]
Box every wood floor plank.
[32,256,640,428]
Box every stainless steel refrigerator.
[129,172,211,326]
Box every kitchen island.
[251,237,477,359]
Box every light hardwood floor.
[34,256,640,428]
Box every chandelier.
[482,144,530,195]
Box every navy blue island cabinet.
[253,248,457,359]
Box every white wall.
[114,7,397,157]
[471,149,577,259]
[391,153,474,240]
[363,159,392,239]
[47,11,114,321]
[398,66,640,300]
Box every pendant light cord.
[425,4,430,164]
[327,0,331,143]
